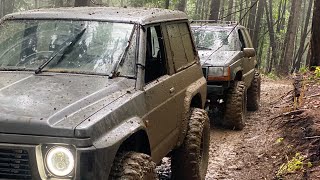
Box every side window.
[145,26,167,84]
[241,29,253,48]
[166,22,196,72]
[238,29,246,50]
[178,23,196,63]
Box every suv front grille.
[202,67,207,78]
[0,149,31,179]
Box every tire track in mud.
[206,79,293,180]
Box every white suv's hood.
[198,50,241,67]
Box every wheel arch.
[92,117,150,178]
[234,70,243,81]
[190,93,203,109]
[176,77,207,147]
[117,129,151,156]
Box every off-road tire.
[247,72,261,111]
[109,151,157,180]
[223,81,246,130]
[171,108,210,180]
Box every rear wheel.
[171,108,210,180]
[109,151,156,180]
[223,81,247,130]
[247,72,261,111]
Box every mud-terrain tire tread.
[109,151,157,180]
[171,108,210,180]
[223,81,246,130]
[247,72,261,111]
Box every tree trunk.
[0,0,3,18]
[209,0,220,21]
[243,0,250,26]
[201,0,205,19]
[164,0,170,9]
[65,0,73,7]
[176,0,187,12]
[252,0,265,48]
[306,45,311,67]
[74,0,90,6]
[219,0,225,20]
[54,0,63,7]
[276,0,283,32]
[310,0,320,68]
[265,46,271,73]
[280,0,302,75]
[205,0,211,19]
[0,0,14,16]
[34,0,39,8]
[265,0,277,73]
[247,0,257,37]
[195,0,200,19]
[275,0,287,69]
[238,0,243,21]
[226,0,233,21]
[257,24,266,68]
[292,0,313,72]
[279,0,287,32]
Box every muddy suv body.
[191,22,261,130]
[0,7,209,179]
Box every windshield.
[192,28,240,51]
[0,20,136,76]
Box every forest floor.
[157,74,320,180]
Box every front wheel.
[223,81,247,130]
[109,151,156,180]
[171,108,210,180]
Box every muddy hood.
[0,72,134,137]
[198,50,242,67]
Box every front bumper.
[207,84,224,95]
[206,80,232,96]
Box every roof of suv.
[2,7,188,25]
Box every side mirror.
[243,48,256,58]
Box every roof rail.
[190,20,238,25]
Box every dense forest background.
[0,0,319,76]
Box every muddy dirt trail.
[157,77,319,179]
[206,78,293,180]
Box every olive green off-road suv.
[192,21,261,130]
[0,7,209,179]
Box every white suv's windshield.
[192,27,240,51]
[0,20,136,76]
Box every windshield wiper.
[197,46,212,50]
[35,28,87,74]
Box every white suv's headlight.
[207,67,230,80]
[208,67,225,77]
[46,146,75,177]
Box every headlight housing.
[46,146,75,177]
[207,66,230,80]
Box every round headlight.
[46,146,74,177]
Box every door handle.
[169,87,175,94]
